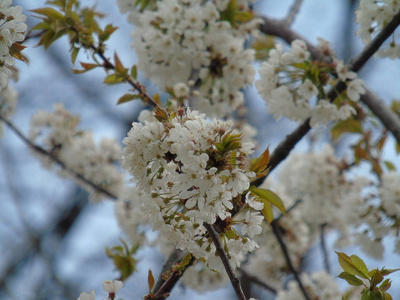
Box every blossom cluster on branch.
[1,0,400,299]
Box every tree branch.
[284,0,304,26]
[152,255,196,300]
[0,115,117,200]
[271,221,311,300]
[320,224,331,274]
[204,223,247,300]
[239,269,277,294]
[89,46,160,109]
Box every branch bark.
[204,223,247,300]
[0,115,117,200]
[271,221,311,300]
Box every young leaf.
[249,187,285,214]
[380,268,400,276]
[148,269,155,292]
[335,252,369,279]
[379,278,391,292]
[180,253,193,269]
[370,269,384,288]
[250,147,270,178]
[131,65,137,79]
[261,201,274,224]
[350,254,370,278]
[117,93,141,105]
[338,271,364,286]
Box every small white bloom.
[102,280,123,293]
[346,78,365,101]
[77,290,95,300]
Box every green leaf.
[350,254,370,278]
[180,253,193,269]
[249,187,285,214]
[379,278,391,292]
[261,201,274,223]
[380,268,400,276]
[250,147,270,179]
[370,269,384,288]
[31,7,65,20]
[338,271,364,286]
[131,65,137,79]
[361,290,375,300]
[103,73,125,84]
[336,252,369,279]
[31,21,51,31]
[384,160,396,171]
[331,118,362,141]
[70,46,80,64]
[117,94,141,105]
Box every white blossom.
[102,280,123,293]
[355,0,400,59]
[118,0,257,117]
[29,104,124,202]
[77,290,95,300]
[121,109,258,268]
[256,40,363,128]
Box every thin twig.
[204,223,247,300]
[274,199,303,222]
[320,224,331,274]
[270,221,311,300]
[153,249,186,293]
[239,269,277,294]
[284,0,304,26]
[0,115,117,200]
[90,46,160,108]
[152,255,196,300]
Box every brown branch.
[271,221,311,300]
[204,223,247,300]
[153,249,186,293]
[239,269,277,294]
[0,115,117,200]
[152,255,196,300]
[320,224,331,274]
[284,0,304,26]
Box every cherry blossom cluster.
[29,104,124,202]
[0,85,17,135]
[256,39,365,127]
[276,271,360,300]
[277,145,369,245]
[121,108,263,270]
[0,0,27,89]
[356,0,400,59]
[117,0,260,117]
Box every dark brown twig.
[284,0,304,26]
[0,115,117,200]
[320,224,331,274]
[271,221,311,300]
[204,223,247,300]
[239,269,277,294]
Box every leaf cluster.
[105,239,139,282]
[31,0,117,63]
[336,252,399,300]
